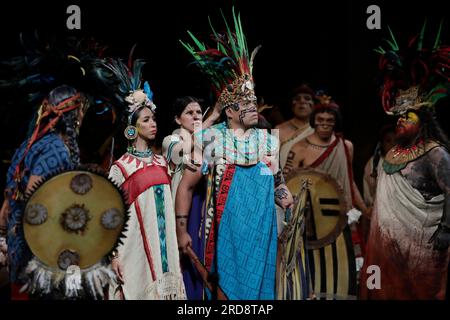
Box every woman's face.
[136,107,157,141]
[175,102,202,133]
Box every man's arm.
[345,140,370,216]
[275,184,294,209]
[427,147,450,250]
[175,160,203,254]
[201,102,221,129]
[362,158,376,207]
[274,167,294,209]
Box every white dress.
[108,153,186,300]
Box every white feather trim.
[23,257,117,299]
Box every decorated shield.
[285,168,348,250]
[23,167,128,298]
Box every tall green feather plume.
[386,26,400,51]
[418,19,427,51]
[425,83,450,106]
[208,16,227,55]
[433,19,444,50]
[376,20,449,114]
[180,6,257,97]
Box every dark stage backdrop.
[0,0,448,200]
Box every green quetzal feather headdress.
[180,7,260,110]
[376,20,449,115]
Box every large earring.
[124,125,138,140]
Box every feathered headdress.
[0,33,129,142]
[0,34,112,106]
[0,34,123,200]
[376,20,450,115]
[101,48,156,125]
[98,48,156,144]
[314,90,339,111]
[180,7,260,110]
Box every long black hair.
[129,106,152,127]
[48,85,85,165]
[172,96,203,122]
[417,109,450,151]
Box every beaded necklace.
[128,146,153,158]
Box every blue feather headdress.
[101,49,156,125]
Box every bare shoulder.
[428,145,449,155]
[291,138,308,153]
[274,120,291,130]
[427,145,450,162]
[344,139,354,150]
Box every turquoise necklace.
[229,127,257,164]
[128,146,153,158]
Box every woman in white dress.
[108,60,185,300]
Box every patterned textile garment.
[196,122,279,300]
[5,133,71,285]
[162,134,206,300]
[360,168,449,299]
[108,153,186,300]
[214,163,277,299]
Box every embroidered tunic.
[195,122,279,300]
[109,153,186,300]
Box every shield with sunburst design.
[22,166,129,298]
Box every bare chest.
[301,147,324,167]
[400,157,441,200]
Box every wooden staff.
[185,246,228,300]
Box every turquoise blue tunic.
[196,122,278,300]
[216,163,277,299]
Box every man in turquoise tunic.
[175,8,294,300]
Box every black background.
[0,0,448,196]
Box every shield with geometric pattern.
[285,168,348,250]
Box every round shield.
[23,169,127,270]
[285,168,348,249]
